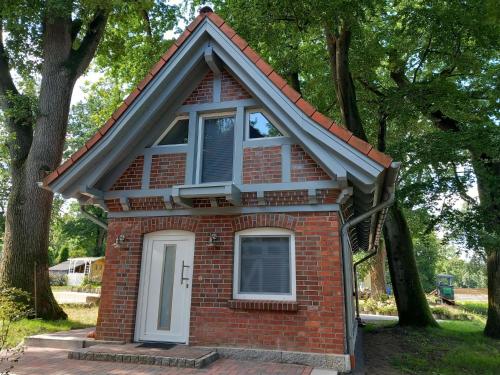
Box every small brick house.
[43,8,398,372]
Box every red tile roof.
[43,10,393,187]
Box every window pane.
[158,245,176,330]
[158,119,189,145]
[201,117,235,183]
[240,236,290,294]
[249,112,283,139]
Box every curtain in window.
[240,236,290,294]
[201,117,235,183]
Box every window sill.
[228,299,298,312]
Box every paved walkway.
[53,291,100,304]
[11,347,313,375]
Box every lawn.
[6,304,98,348]
[363,320,500,375]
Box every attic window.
[248,111,283,139]
[157,118,189,145]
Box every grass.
[365,319,500,375]
[6,304,98,348]
[456,301,488,317]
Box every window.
[156,118,189,145]
[233,228,296,301]
[247,111,283,139]
[200,115,235,183]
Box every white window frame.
[245,109,287,141]
[195,111,236,184]
[233,227,296,301]
[153,115,189,147]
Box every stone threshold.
[200,346,351,372]
[68,343,219,369]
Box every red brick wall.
[129,197,166,211]
[110,156,144,191]
[291,145,330,182]
[183,69,252,105]
[96,212,345,354]
[242,146,281,184]
[221,70,252,101]
[149,153,186,188]
[183,71,214,105]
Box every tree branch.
[69,9,108,78]
[412,35,432,83]
[451,162,478,206]
[141,10,152,38]
[0,23,20,107]
[390,66,461,132]
[357,78,385,97]
[0,21,34,165]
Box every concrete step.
[68,343,219,369]
[25,328,123,349]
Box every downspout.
[80,205,108,231]
[340,163,399,357]
[352,197,392,321]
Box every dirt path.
[362,327,408,375]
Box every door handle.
[180,261,190,286]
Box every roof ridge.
[43,11,392,186]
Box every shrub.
[0,285,31,374]
[49,273,67,286]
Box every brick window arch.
[141,216,199,235]
[232,214,298,232]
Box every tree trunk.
[287,71,302,95]
[325,23,436,326]
[0,10,107,319]
[370,241,386,299]
[0,61,77,319]
[325,24,367,140]
[384,204,438,327]
[471,152,500,338]
[390,68,500,336]
[486,251,500,338]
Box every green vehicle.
[436,274,455,303]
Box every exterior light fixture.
[114,234,126,247]
[208,233,219,246]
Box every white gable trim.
[51,19,385,198]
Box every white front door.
[135,231,195,343]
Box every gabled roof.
[42,9,392,188]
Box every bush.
[49,273,67,286]
[81,276,101,288]
[0,285,31,374]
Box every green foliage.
[49,199,106,264]
[0,284,31,371]
[48,273,67,286]
[360,295,484,322]
[57,247,69,264]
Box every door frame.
[134,230,195,343]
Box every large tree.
[0,0,179,319]
[211,0,437,327]
[355,0,499,337]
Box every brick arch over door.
[232,213,298,232]
[141,216,200,235]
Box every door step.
[25,328,122,349]
[68,343,219,368]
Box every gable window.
[247,111,283,139]
[199,114,235,183]
[233,228,296,301]
[156,118,189,145]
